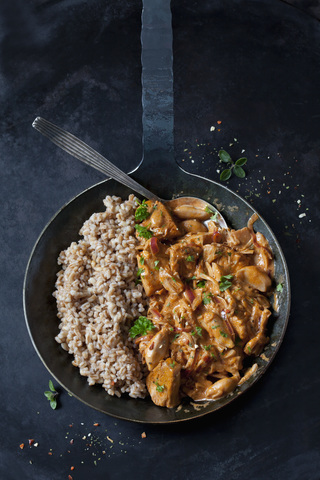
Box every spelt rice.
[54,194,148,398]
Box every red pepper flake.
[70,466,75,471]
[141,432,147,439]
[68,476,73,480]
[28,439,34,446]
[93,423,100,427]
[48,452,53,456]
[217,120,222,124]
[19,443,25,450]
[69,424,73,428]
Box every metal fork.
[32,117,161,201]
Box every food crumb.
[141,432,147,439]
[28,439,35,446]
[71,466,75,471]
[19,443,24,450]
[107,436,114,443]
[93,423,100,427]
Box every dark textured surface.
[1,0,320,479]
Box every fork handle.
[32,117,161,201]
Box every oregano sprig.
[218,150,247,181]
[44,380,59,410]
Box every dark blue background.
[1,1,319,479]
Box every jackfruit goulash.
[132,198,274,408]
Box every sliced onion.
[150,308,162,320]
[185,288,195,304]
[150,236,159,254]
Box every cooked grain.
[54,195,148,398]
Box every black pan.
[23,0,290,423]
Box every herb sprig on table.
[218,150,247,181]
[44,380,59,410]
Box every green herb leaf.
[44,391,53,400]
[139,256,145,265]
[235,157,247,166]
[137,268,145,279]
[210,212,218,221]
[203,345,211,351]
[186,255,195,262]
[219,149,232,163]
[49,380,55,392]
[154,381,165,393]
[219,330,228,338]
[135,224,153,239]
[220,169,232,181]
[154,260,160,270]
[50,398,57,410]
[129,316,155,338]
[234,165,246,178]
[196,280,206,288]
[135,199,150,222]
[276,283,283,292]
[203,292,212,305]
[169,361,176,368]
[219,274,234,292]
[205,206,213,214]
[196,326,202,336]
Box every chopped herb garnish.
[196,280,206,288]
[191,331,196,336]
[219,275,234,292]
[205,206,213,214]
[203,345,211,351]
[173,333,180,341]
[154,260,160,270]
[154,381,165,392]
[219,330,228,338]
[44,380,59,410]
[129,316,155,338]
[171,276,177,283]
[139,255,145,265]
[212,325,219,329]
[196,326,202,336]
[169,361,176,368]
[135,224,153,239]
[186,255,195,262]
[211,353,217,360]
[247,346,252,354]
[203,292,212,305]
[276,283,283,292]
[135,199,150,222]
[137,268,145,278]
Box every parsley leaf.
[129,316,155,338]
[154,381,165,392]
[154,260,160,270]
[219,275,234,292]
[135,199,150,222]
[135,224,153,239]
[276,283,283,292]
[196,326,203,336]
[203,292,212,305]
[196,280,206,288]
[186,255,195,262]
